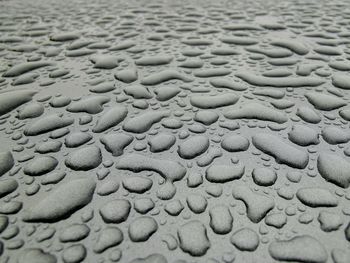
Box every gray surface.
[0,0,350,262]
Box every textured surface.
[0,0,350,262]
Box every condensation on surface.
[0,0,350,262]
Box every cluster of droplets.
[0,0,350,262]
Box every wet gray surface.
[0,0,350,262]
